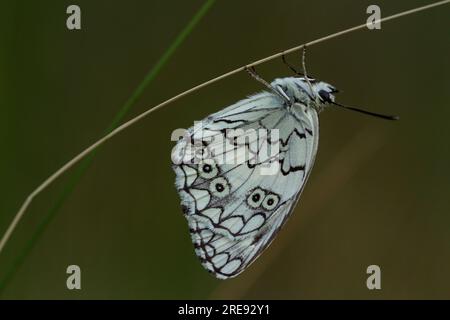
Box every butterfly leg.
[244,66,291,104]
[301,45,318,103]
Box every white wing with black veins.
[172,91,319,279]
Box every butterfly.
[171,62,397,279]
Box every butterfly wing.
[172,91,319,279]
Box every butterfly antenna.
[331,101,399,120]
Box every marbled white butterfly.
[171,55,397,279]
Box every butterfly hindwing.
[172,89,319,279]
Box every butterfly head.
[311,80,339,105]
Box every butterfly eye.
[247,188,265,208]
[209,177,230,198]
[318,89,331,103]
[262,194,280,211]
[198,160,218,179]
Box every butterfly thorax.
[270,77,338,113]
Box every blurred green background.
[0,0,449,299]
